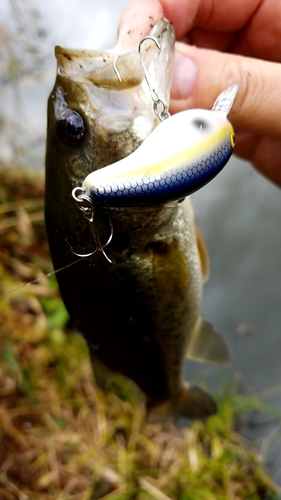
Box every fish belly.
[46,198,201,405]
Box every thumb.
[171,42,281,139]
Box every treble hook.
[138,35,162,54]
[70,187,115,264]
[113,55,122,82]
[138,36,170,122]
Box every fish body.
[45,20,231,420]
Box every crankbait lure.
[78,84,238,208]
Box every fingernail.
[172,52,197,100]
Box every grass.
[0,166,280,500]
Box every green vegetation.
[0,167,279,499]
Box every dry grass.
[0,166,279,500]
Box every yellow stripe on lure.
[82,84,238,207]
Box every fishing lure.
[75,84,238,208]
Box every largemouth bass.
[45,19,232,420]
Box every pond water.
[191,158,281,484]
[1,0,281,486]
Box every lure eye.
[192,118,209,131]
[57,109,85,146]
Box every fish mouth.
[52,18,176,171]
[55,18,175,107]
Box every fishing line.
[0,255,84,298]
[1,192,114,297]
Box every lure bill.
[80,85,237,207]
[45,19,231,422]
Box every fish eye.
[192,118,209,131]
[57,109,85,146]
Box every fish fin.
[148,384,216,421]
[195,223,209,283]
[186,317,231,365]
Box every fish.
[45,19,234,421]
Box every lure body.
[83,107,235,206]
[45,20,232,422]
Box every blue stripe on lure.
[81,84,238,207]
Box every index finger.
[118,0,261,45]
[118,0,164,46]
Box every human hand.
[118,0,281,186]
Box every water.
[1,0,281,484]
[191,158,281,481]
[193,156,281,400]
